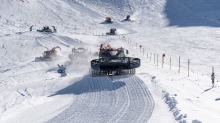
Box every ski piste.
[1,0,220,123]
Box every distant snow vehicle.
[35,46,61,61]
[90,44,140,76]
[105,17,113,23]
[68,47,90,64]
[106,28,116,35]
[124,15,131,21]
[37,26,56,33]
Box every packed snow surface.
[0,0,220,123]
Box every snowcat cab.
[37,26,53,33]
[105,17,113,23]
[106,28,116,35]
[35,46,61,61]
[90,44,140,76]
[124,15,131,21]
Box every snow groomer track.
[47,75,154,123]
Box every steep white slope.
[164,0,220,27]
[0,0,102,34]
[1,0,220,123]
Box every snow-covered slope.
[165,0,220,27]
[1,0,220,123]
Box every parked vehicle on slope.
[35,46,62,61]
[37,26,57,33]
[124,15,131,21]
[106,28,116,35]
[90,44,140,76]
[105,17,113,23]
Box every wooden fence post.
[140,45,142,53]
[170,57,171,70]
[162,54,165,68]
[157,54,158,66]
[211,67,215,87]
[178,56,181,73]
[188,59,190,76]
[154,54,155,64]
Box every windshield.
[75,49,84,52]
[100,49,125,58]
[110,51,117,56]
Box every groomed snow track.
[47,75,154,123]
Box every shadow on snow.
[201,87,213,94]
[215,98,220,101]
[164,0,220,27]
[49,75,127,96]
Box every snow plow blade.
[91,57,140,71]
[90,57,140,76]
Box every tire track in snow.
[37,1,63,24]
[64,77,115,123]
[0,41,7,58]
[92,76,119,123]
[108,75,154,123]
[66,77,94,122]
[47,75,154,123]
[48,77,89,122]
[111,76,139,123]
[131,76,155,122]
[70,77,101,122]
[47,77,98,123]
[35,37,49,50]
[106,76,131,123]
